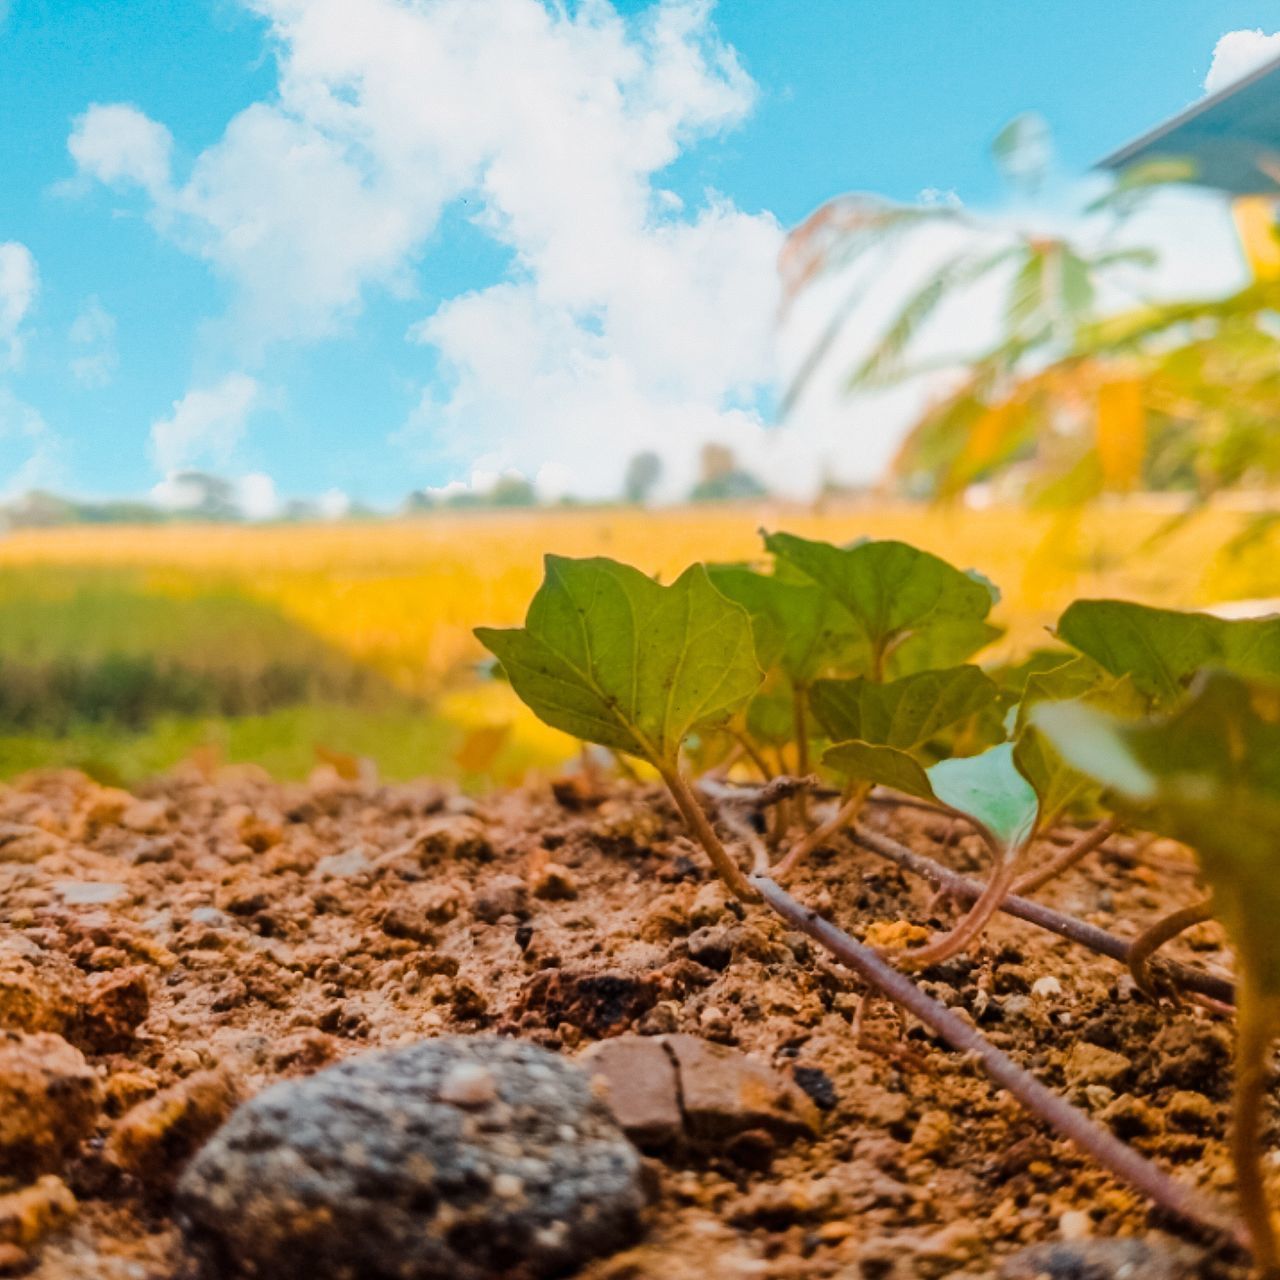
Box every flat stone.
[0,1032,101,1179]
[999,1238,1201,1279]
[579,1036,682,1148]
[53,881,126,906]
[312,848,371,880]
[662,1034,820,1144]
[177,1035,645,1280]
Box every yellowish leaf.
[1096,379,1145,491]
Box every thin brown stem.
[1232,976,1280,1275]
[1128,898,1216,1003]
[658,763,759,903]
[772,784,869,880]
[751,873,1244,1247]
[1012,818,1119,897]
[848,824,1236,1008]
[894,848,1022,972]
[730,727,773,782]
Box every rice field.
[0,500,1275,784]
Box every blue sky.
[0,0,1274,510]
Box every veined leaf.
[763,532,1000,678]
[1058,599,1280,707]
[1012,658,1145,829]
[812,665,998,751]
[706,564,857,685]
[475,556,761,765]
[1032,672,1280,992]
[824,739,1038,849]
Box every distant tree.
[622,451,663,504]
[488,475,537,507]
[403,490,436,514]
[688,443,768,503]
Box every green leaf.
[822,739,936,803]
[1032,673,1280,992]
[1012,658,1146,828]
[811,665,998,751]
[763,532,1000,678]
[1057,599,1280,707]
[706,564,857,685]
[823,738,1038,849]
[929,743,1039,848]
[745,683,796,747]
[474,555,762,764]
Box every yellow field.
[1,500,1276,779]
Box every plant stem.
[849,824,1235,1007]
[1012,818,1119,897]
[659,763,760,903]
[1232,974,1280,1275]
[1127,898,1215,1002]
[730,728,774,782]
[894,848,1022,972]
[792,683,810,824]
[751,872,1243,1246]
[772,783,868,880]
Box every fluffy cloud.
[69,296,119,388]
[149,373,261,474]
[68,103,174,196]
[0,242,37,370]
[0,390,61,498]
[1205,29,1280,95]
[70,0,783,496]
[235,471,282,520]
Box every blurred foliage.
[783,115,1280,516]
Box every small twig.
[793,683,811,824]
[1012,818,1120,897]
[849,825,1236,1008]
[699,775,830,810]
[1128,898,1216,1003]
[751,873,1244,1247]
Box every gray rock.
[177,1035,646,1280]
[999,1238,1202,1279]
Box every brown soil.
[0,764,1254,1279]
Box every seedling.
[475,555,762,900]
[479,540,1275,1268]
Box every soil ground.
[0,764,1252,1279]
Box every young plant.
[1034,672,1280,1275]
[763,531,1001,680]
[819,656,1138,967]
[474,555,762,900]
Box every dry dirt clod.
[1063,1041,1131,1089]
[176,1035,646,1280]
[75,966,150,1053]
[0,1032,101,1179]
[0,1175,77,1249]
[472,874,531,923]
[105,1068,239,1190]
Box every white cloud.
[235,471,281,519]
[68,296,119,388]
[70,0,782,496]
[316,487,351,519]
[0,242,38,370]
[149,372,260,473]
[1205,29,1280,95]
[68,103,173,196]
[0,390,62,498]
